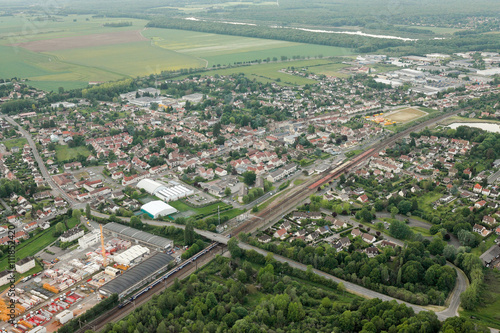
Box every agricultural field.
[143,28,352,66]
[55,145,91,162]
[384,107,428,124]
[0,15,353,91]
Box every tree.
[390,206,399,218]
[55,222,65,235]
[337,282,346,296]
[72,209,81,221]
[85,203,91,219]
[243,171,256,186]
[389,220,412,239]
[224,187,231,197]
[184,221,195,246]
[397,200,412,215]
[228,237,243,258]
[130,216,143,229]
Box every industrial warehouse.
[99,252,174,298]
[136,179,194,202]
[103,222,173,251]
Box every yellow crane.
[100,224,106,267]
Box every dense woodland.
[86,243,488,333]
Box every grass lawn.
[410,226,432,237]
[169,200,232,216]
[461,270,500,329]
[55,145,91,162]
[293,179,306,186]
[2,137,28,150]
[472,235,498,256]
[0,227,57,272]
[219,208,245,221]
[418,192,443,210]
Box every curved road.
[91,210,468,321]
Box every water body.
[184,18,417,41]
[448,122,500,133]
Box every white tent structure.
[141,200,177,218]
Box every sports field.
[0,14,353,91]
[384,108,428,123]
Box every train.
[118,242,219,309]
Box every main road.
[2,115,76,205]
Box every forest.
[87,243,488,333]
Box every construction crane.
[100,224,106,267]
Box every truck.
[55,309,73,325]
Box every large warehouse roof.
[100,252,173,296]
[103,222,173,250]
[141,200,177,218]
[136,179,166,194]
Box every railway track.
[75,244,223,333]
[231,108,462,236]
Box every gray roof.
[480,245,500,264]
[100,252,173,296]
[103,223,172,249]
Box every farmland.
[0,14,353,90]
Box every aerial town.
[0,46,500,333]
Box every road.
[92,210,468,321]
[3,115,77,206]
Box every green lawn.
[293,179,306,186]
[169,200,232,216]
[410,226,432,237]
[219,208,245,221]
[461,270,500,329]
[0,228,57,272]
[418,191,443,210]
[472,235,498,256]
[55,145,91,162]
[2,137,27,150]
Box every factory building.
[140,200,177,219]
[103,222,173,251]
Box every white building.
[113,245,150,266]
[0,270,13,286]
[16,257,36,273]
[141,200,178,219]
[78,230,101,249]
[60,227,85,243]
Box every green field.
[2,137,27,150]
[0,14,353,90]
[461,270,500,329]
[0,228,57,272]
[169,200,232,216]
[55,145,91,162]
[143,28,352,67]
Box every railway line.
[75,243,221,333]
[231,108,462,236]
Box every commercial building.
[136,179,194,202]
[16,257,35,274]
[99,252,174,298]
[113,245,150,266]
[140,200,177,219]
[60,227,84,243]
[103,222,173,251]
[78,230,101,249]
